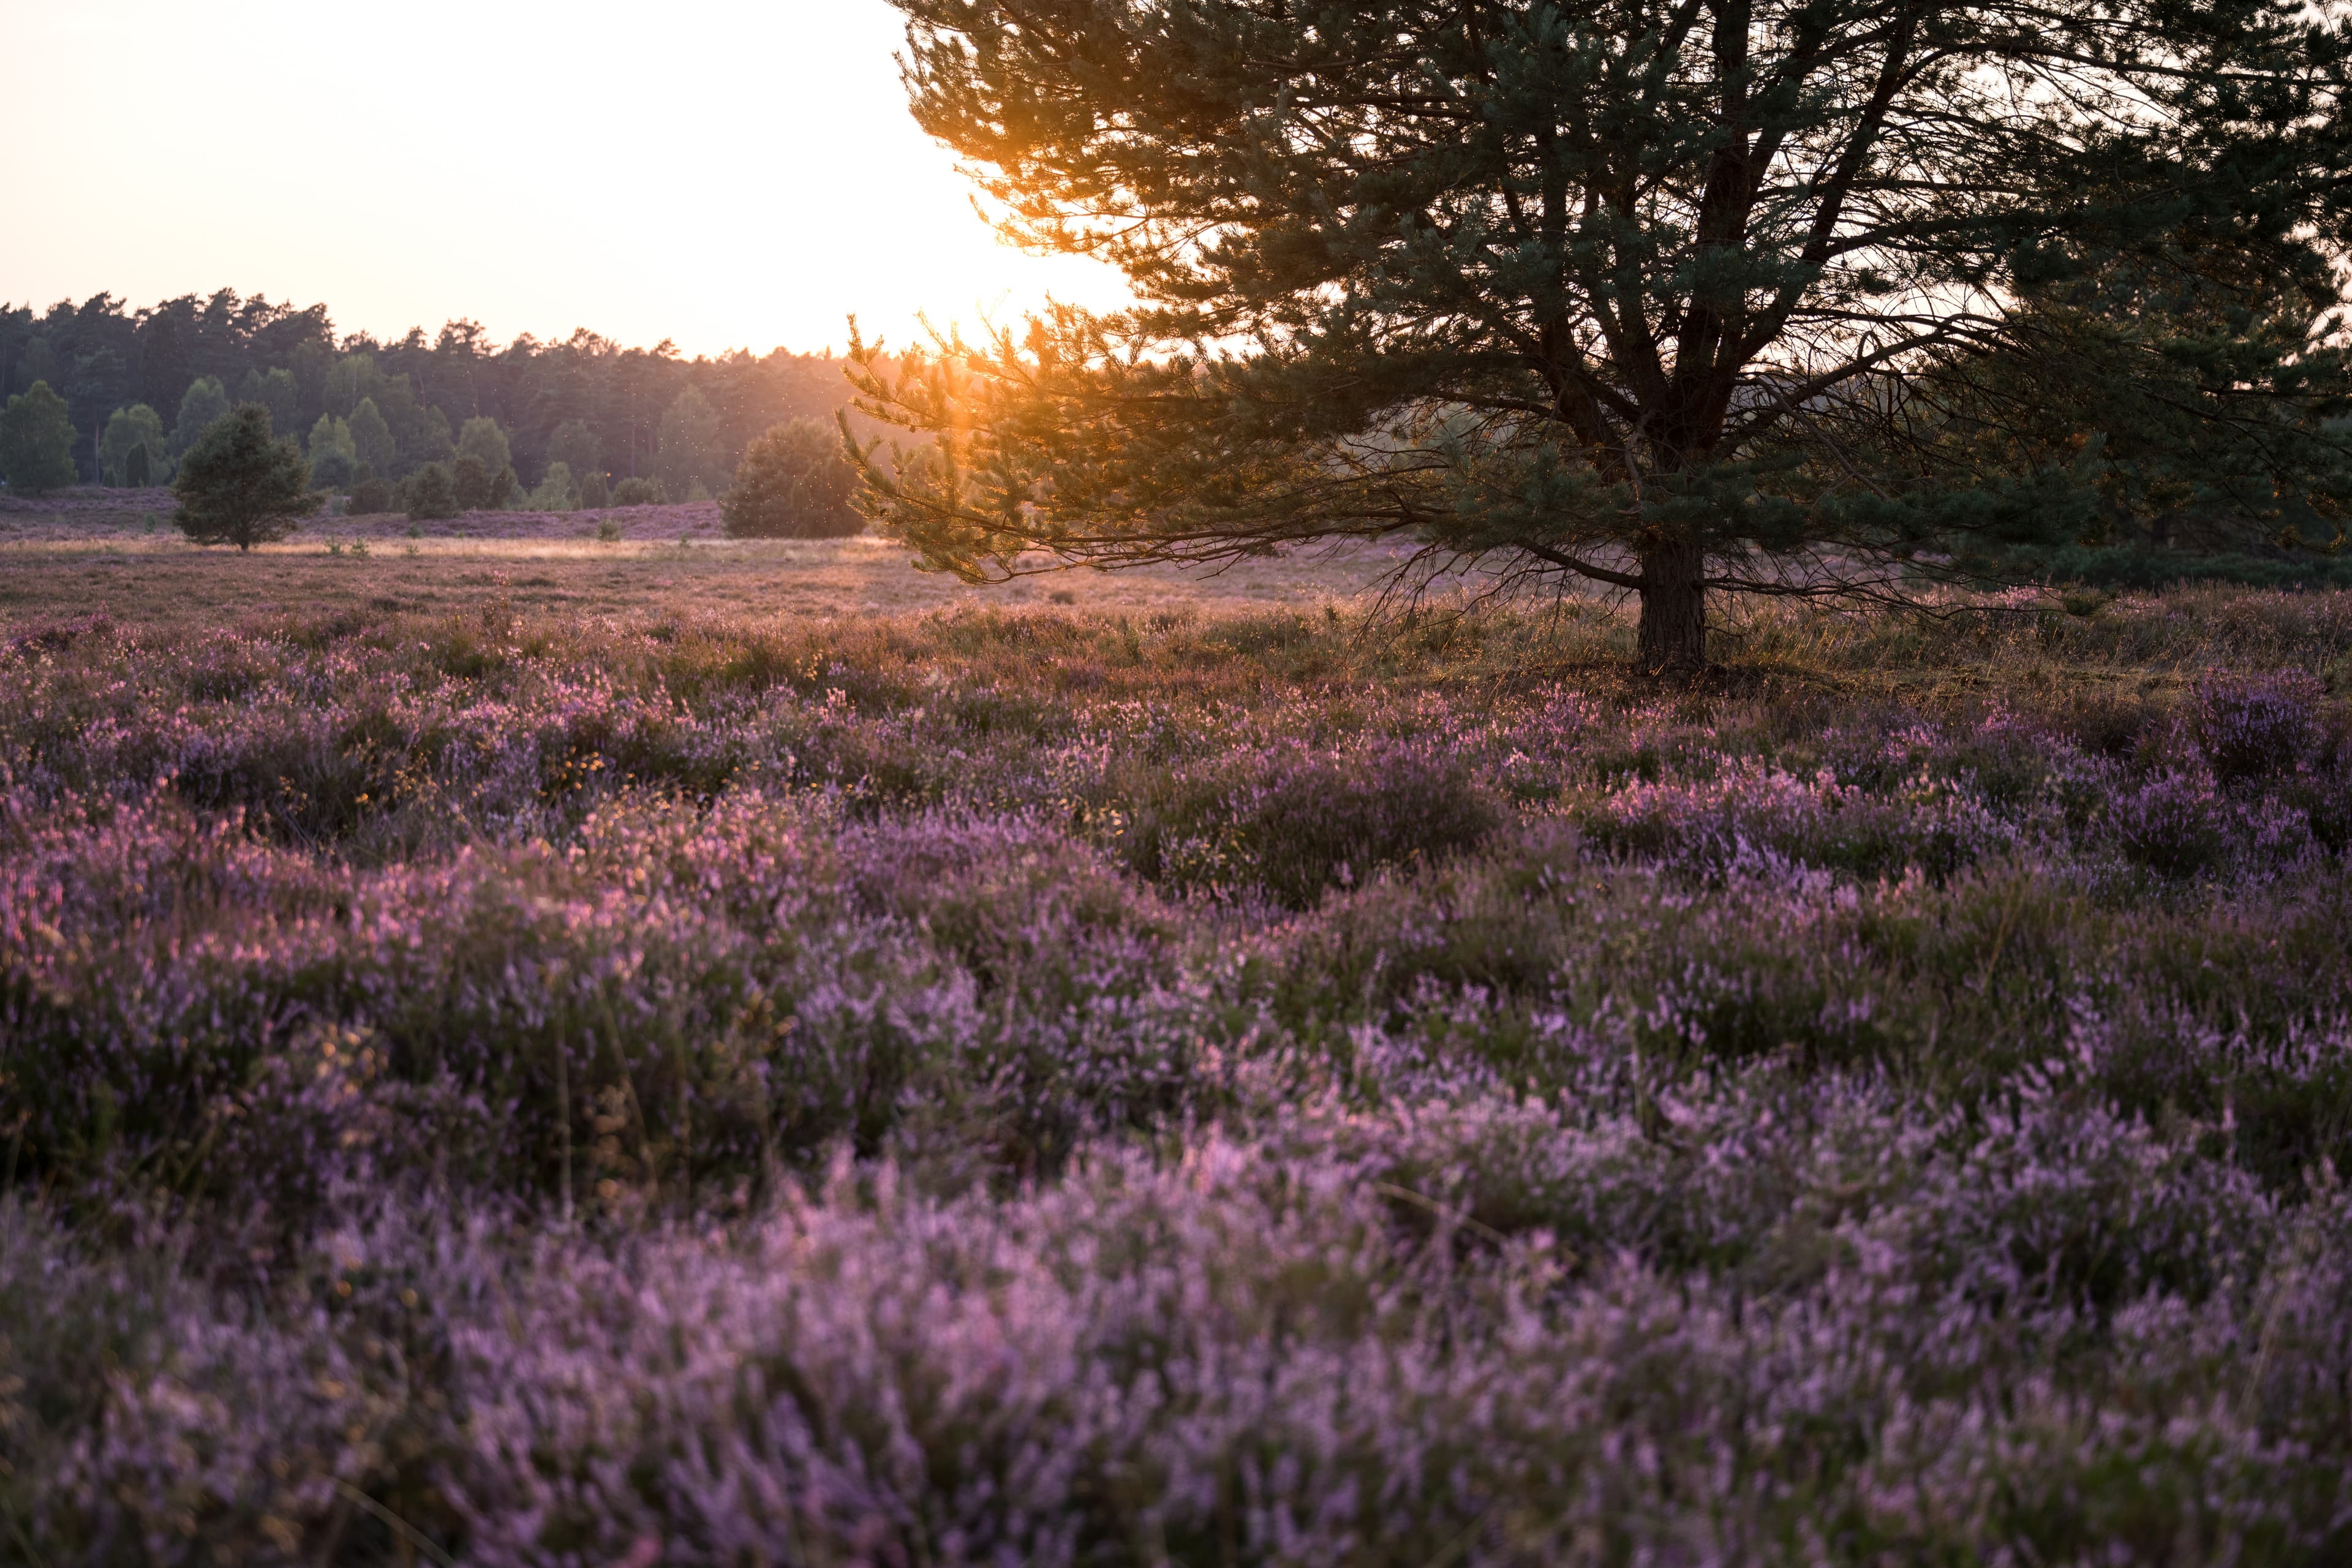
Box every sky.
[0,0,1131,358]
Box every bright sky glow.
[0,0,1129,356]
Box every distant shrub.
[451,453,494,511]
[405,461,459,521]
[447,455,516,513]
[170,403,320,550]
[347,472,394,515]
[578,467,610,510]
[595,517,624,543]
[2195,671,2321,783]
[612,476,666,507]
[723,417,864,538]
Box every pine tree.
[171,404,320,549]
[724,418,864,538]
[0,381,79,495]
[855,0,2352,669]
[1914,249,2352,572]
[348,467,395,516]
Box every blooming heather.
[4,592,2352,1562]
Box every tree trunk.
[1636,535,1708,672]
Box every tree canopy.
[3,288,865,491]
[853,0,2352,667]
[0,380,78,495]
[171,403,320,549]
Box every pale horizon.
[0,0,1130,358]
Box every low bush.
[346,471,394,515]
[2198,670,2323,783]
[403,461,459,521]
[722,417,864,538]
[1117,736,1501,906]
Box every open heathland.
[4,543,2352,1564]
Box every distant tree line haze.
[0,290,867,502]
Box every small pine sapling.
[170,403,320,551]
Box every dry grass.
[0,488,1453,629]
[0,530,1448,631]
[9,498,2352,711]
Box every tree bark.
[1636,535,1708,672]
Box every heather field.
[6,551,2352,1565]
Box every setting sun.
[0,0,1128,353]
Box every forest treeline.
[0,288,868,497]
